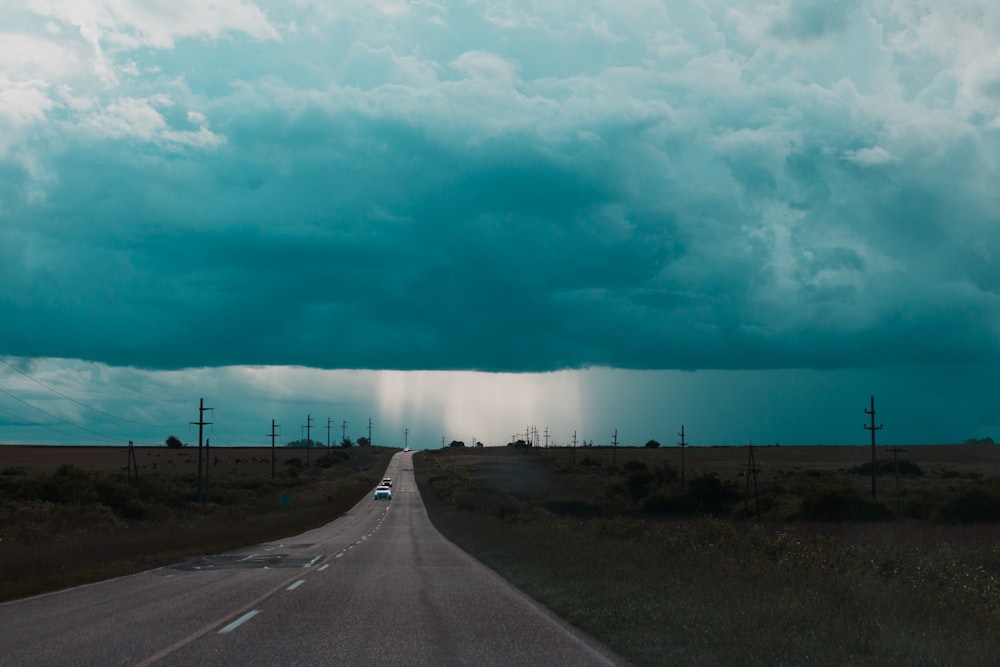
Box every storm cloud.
[2,1,999,446]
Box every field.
[0,444,394,602]
[7,442,1000,665]
[414,444,1000,666]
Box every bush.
[933,487,1000,523]
[798,485,893,522]
[849,459,924,477]
[637,491,688,515]
[540,499,602,518]
[687,473,739,512]
[626,470,657,502]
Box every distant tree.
[508,439,530,448]
[357,436,370,447]
[286,439,320,448]
[475,441,484,448]
[341,437,353,448]
[644,439,661,448]
[449,440,466,448]
[165,435,184,449]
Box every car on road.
[373,485,392,500]
[381,477,392,487]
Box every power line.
[0,355,168,429]
[0,386,125,442]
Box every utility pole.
[864,396,883,499]
[572,430,578,465]
[327,418,332,451]
[678,425,687,489]
[544,427,549,449]
[191,398,213,502]
[126,440,139,485]
[341,420,348,447]
[405,428,409,450]
[268,419,280,481]
[368,417,373,447]
[612,428,619,467]
[304,414,314,466]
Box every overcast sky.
[2,1,999,448]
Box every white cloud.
[843,145,897,165]
[80,95,224,148]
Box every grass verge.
[0,447,395,602]
[415,447,1000,666]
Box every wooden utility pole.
[572,430,578,465]
[341,420,348,447]
[268,420,280,480]
[612,428,619,467]
[327,418,332,450]
[191,398,212,502]
[368,418,373,446]
[864,396,883,499]
[304,414,314,465]
[126,440,139,485]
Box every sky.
[1,0,999,448]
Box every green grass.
[415,446,1000,666]
[0,447,395,601]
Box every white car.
[373,485,392,500]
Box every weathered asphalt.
[1,452,626,666]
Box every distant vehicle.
[381,477,392,487]
[403,447,410,452]
[373,485,392,500]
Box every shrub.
[798,485,893,522]
[687,473,739,512]
[638,491,688,515]
[540,499,602,518]
[849,459,924,477]
[933,487,1000,523]
[626,470,657,502]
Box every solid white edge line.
[218,610,259,634]
[287,580,305,591]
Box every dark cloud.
[2,1,1000,381]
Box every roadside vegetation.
[414,445,1000,666]
[0,446,394,602]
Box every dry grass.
[0,445,394,601]
[416,445,1000,666]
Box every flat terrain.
[1,452,624,667]
[415,444,1000,666]
[0,444,332,473]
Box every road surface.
[1,451,626,666]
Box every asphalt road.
[1,451,626,666]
